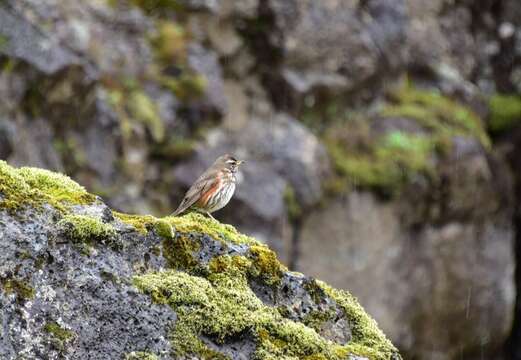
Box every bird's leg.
[206,211,216,221]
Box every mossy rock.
[44,321,76,348]
[125,351,159,360]
[0,160,95,212]
[1,278,35,300]
[58,214,117,243]
[488,94,521,133]
[323,82,491,196]
[0,162,401,359]
[106,83,165,143]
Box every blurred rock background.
[0,0,520,359]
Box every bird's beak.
[237,160,245,166]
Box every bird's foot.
[205,211,216,221]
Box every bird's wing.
[171,168,219,216]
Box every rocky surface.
[1,0,521,359]
[0,161,400,359]
[298,192,514,359]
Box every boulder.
[260,0,407,102]
[0,161,401,359]
[0,6,83,76]
[297,152,515,358]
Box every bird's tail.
[170,202,189,217]
[170,208,182,217]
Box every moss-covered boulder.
[0,161,400,359]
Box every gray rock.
[0,206,175,359]
[0,6,82,75]
[264,0,407,96]
[187,44,228,115]
[8,117,64,172]
[298,188,515,358]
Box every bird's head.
[216,154,244,173]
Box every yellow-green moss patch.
[249,245,286,286]
[134,253,398,360]
[129,0,185,13]
[44,321,76,351]
[382,84,490,148]
[114,212,257,246]
[488,94,521,132]
[112,212,157,234]
[162,233,201,270]
[106,85,165,144]
[44,322,75,342]
[58,214,116,242]
[326,129,436,196]
[283,185,302,221]
[169,213,258,246]
[133,269,340,359]
[324,82,491,196]
[0,161,95,212]
[318,281,398,360]
[1,278,35,300]
[151,21,187,63]
[154,219,175,239]
[161,73,207,101]
[125,351,159,360]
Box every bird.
[171,154,244,220]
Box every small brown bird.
[171,154,244,219]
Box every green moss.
[324,82,491,196]
[134,251,398,360]
[169,213,258,246]
[146,17,208,105]
[382,85,490,148]
[249,245,285,286]
[1,278,35,300]
[44,322,75,342]
[488,94,521,132]
[327,130,435,196]
[163,234,201,270]
[302,310,336,333]
[0,34,9,50]
[283,185,302,221]
[161,73,208,101]
[153,137,196,159]
[318,281,398,360]
[154,219,174,239]
[134,269,335,360]
[125,351,159,360]
[128,90,165,142]
[152,21,187,62]
[113,212,256,246]
[209,254,252,274]
[57,214,116,243]
[129,0,185,13]
[0,161,95,212]
[112,212,157,234]
[105,82,165,144]
[44,321,75,351]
